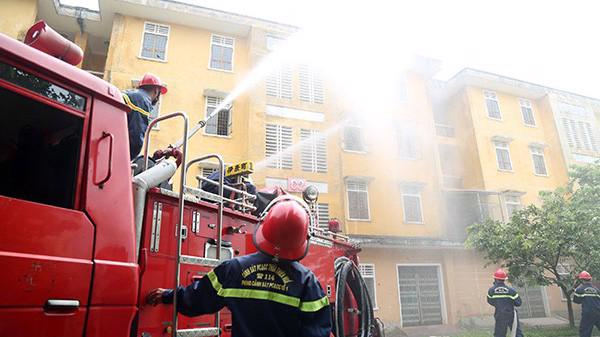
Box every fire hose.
[334,257,380,337]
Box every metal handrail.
[311,226,350,242]
[185,154,225,335]
[184,186,257,212]
[142,112,188,171]
[196,176,257,201]
[195,175,257,213]
[140,111,189,337]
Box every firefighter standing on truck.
[487,269,524,337]
[146,195,332,337]
[123,73,167,160]
[573,271,600,337]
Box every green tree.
[466,164,600,328]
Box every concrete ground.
[385,316,571,337]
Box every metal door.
[397,266,444,326]
[515,286,546,318]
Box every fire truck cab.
[0,26,139,337]
[0,23,380,337]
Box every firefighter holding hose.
[123,73,167,160]
[487,269,524,337]
[146,195,332,337]
[573,271,600,337]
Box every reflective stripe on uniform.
[574,292,600,298]
[123,93,150,117]
[206,270,329,311]
[299,296,330,312]
[487,294,520,300]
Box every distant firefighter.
[487,269,523,337]
[573,271,600,337]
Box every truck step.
[176,328,220,337]
[180,255,220,267]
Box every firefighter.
[487,269,524,337]
[573,271,600,337]
[123,73,167,160]
[146,195,332,337]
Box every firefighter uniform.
[487,281,524,337]
[123,89,153,160]
[162,252,331,337]
[574,282,600,337]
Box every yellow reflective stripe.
[299,296,330,312]
[488,294,519,300]
[219,288,301,307]
[207,270,328,310]
[574,293,600,298]
[207,271,222,292]
[123,93,150,117]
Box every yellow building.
[4,0,598,332]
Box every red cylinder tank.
[24,20,83,66]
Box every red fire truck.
[0,22,381,337]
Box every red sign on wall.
[287,178,307,192]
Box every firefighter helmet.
[579,271,592,281]
[139,73,168,94]
[493,269,508,280]
[253,195,311,261]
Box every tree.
[466,164,600,328]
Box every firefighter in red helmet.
[574,271,600,337]
[147,195,332,337]
[123,73,167,160]
[487,269,523,337]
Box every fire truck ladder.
[174,154,227,337]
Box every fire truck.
[0,22,382,337]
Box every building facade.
[4,0,598,331]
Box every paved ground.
[521,316,570,328]
[385,316,572,337]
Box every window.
[0,85,83,209]
[317,203,330,228]
[520,99,536,126]
[439,144,462,188]
[359,264,378,309]
[494,141,512,171]
[201,166,217,177]
[401,185,424,224]
[398,123,420,159]
[398,74,408,102]
[265,124,293,169]
[561,118,598,152]
[346,180,370,220]
[343,126,365,152]
[0,61,86,111]
[299,64,324,104]
[140,22,169,61]
[266,65,292,99]
[557,263,571,301]
[504,194,522,218]
[205,96,231,136]
[266,35,284,51]
[210,34,234,71]
[484,90,501,119]
[300,129,327,173]
[530,147,548,176]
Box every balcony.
[435,124,455,137]
[443,190,505,242]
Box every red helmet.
[253,195,311,261]
[493,269,508,280]
[139,73,167,94]
[579,271,592,281]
